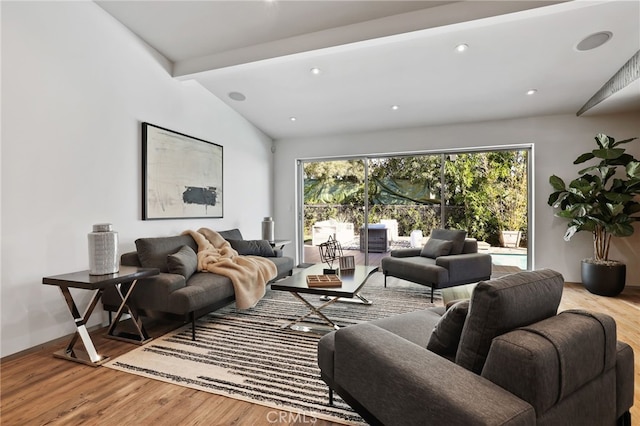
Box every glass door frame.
[296,143,534,270]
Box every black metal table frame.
[42,267,158,367]
[272,265,377,333]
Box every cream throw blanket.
[183,228,277,309]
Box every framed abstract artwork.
[142,122,223,220]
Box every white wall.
[273,112,640,286]
[1,2,274,357]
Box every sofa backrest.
[218,228,243,241]
[461,238,478,254]
[455,269,564,374]
[121,229,244,271]
[430,229,467,254]
[481,310,617,420]
[134,235,198,272]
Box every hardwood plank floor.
[2,281,639,425]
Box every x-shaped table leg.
[56,286,108,366]
[283,292,342,332]
[106,279,152,344]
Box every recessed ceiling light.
[310,67,321,75]
[289,117,297,122]
[228,92,246,101]
[455,43,469,52]
[526,89,538,95]
[391,105,399,110]
[576,31,612,51]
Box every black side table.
[42,266,159,367]
[269,239,292,250]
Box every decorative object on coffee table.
[339,255,355,271]
[88,223,119,275]
[319,235,343,274]
[306,275,342,287]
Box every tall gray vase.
[262,217,275,242]
[88,223,119,275]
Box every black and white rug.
[105,273,440,425]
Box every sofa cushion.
[228,239,275,257]
[135,235,198,272]
[455,269,564,374]
[167,245,198,279]
[318,307,445,385]
[430,229,467,255]
[420,238,453,259]
[427,300,469,357]
[218,228,243,241]
[381,256,448,286]
[167,272,235,314]
[371,307,445,348]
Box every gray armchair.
[381,228,492,301]
[318,269,635,425]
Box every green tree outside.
[303,151,527,246]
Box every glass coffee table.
[270,264,378,333]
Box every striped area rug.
[105,272,440,425]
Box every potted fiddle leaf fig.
[548,133,640,296]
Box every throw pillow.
[166,245,198,279]
[427,300,470,357]
[135,235,197,272]
[420,238,453,258]
[218,228,244,241]
[227,239,275,257]
[430,229,467,254]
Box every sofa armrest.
[462,238,479,253]
[436,253,492,285]
[390,248,422,258]
[333,323,535,426]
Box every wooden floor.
[2,281,639,425]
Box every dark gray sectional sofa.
[102,228,293,339]
[318,269,635,425]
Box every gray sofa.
[318,269,634,425]
[381,228,492,302]
[102,228,294,339]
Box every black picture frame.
[142,122,223,220]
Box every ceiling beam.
[577,50,640,116]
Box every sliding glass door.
[444,150,530,271]
[301,159,366,266]
[297,146,532,271]
[367,155,442,253]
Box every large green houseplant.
[548,133,640,295]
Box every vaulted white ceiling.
[97,0,640,140]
